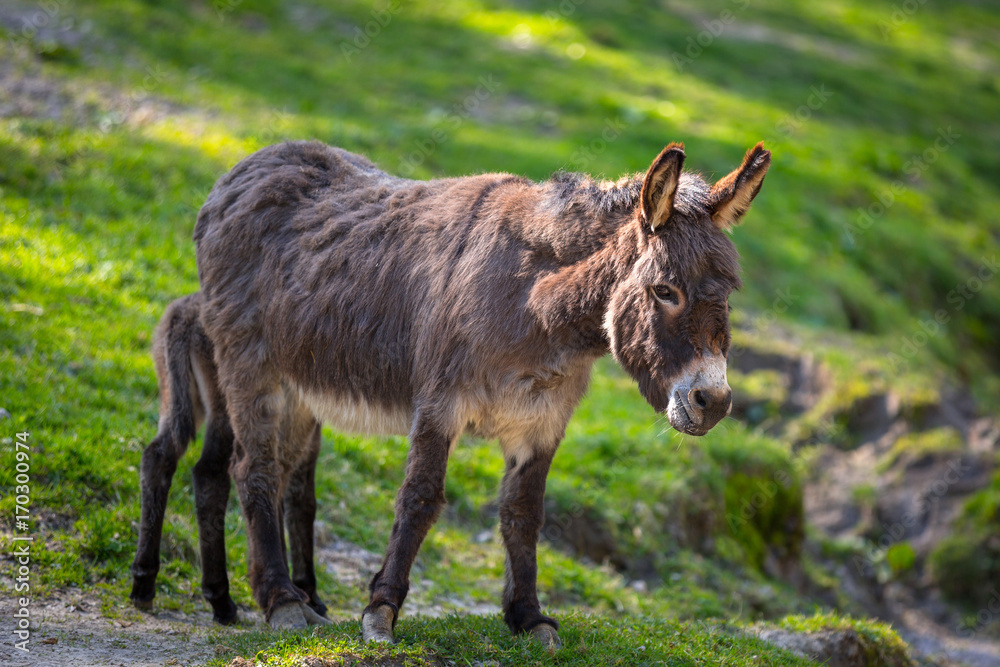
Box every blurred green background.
[1,1,998,665]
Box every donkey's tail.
[154,294,206,448]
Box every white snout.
[666,353,732,436]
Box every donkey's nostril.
[693,389,707,409]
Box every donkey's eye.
[652,285,678,304]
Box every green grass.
[208,614,820,667]
[204,612,914,666]
[928,467,1000,609]
[2,0,998,664]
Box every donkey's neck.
[525,190,642,353]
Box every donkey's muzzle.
[687,385,732,430]
[665,353,731,436]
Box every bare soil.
[0,592,222,667]
[0,533,498,667]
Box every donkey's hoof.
[270,602,330,629]
[302,603,332,626]
[214,610,239,626]
[308,598,329,618]
[362,605,396,644]
[530,623,562,651]
[270,602,309,630]
[209,595,239,625]
[131,598,153,611]
[213,605,239,626]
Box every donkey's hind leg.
[130,299,202,611]
[284,423,327,617]
[192,414,239,625]
[130,428,187,609]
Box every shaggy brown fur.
[192,140,770,644]
[129,293,328,627]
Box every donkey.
[192,139,770,647]
[129,292,329,627]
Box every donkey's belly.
[296,386,413,436]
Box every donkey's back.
[194,141,578,440]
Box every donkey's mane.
[547,170,713,222]
[547,171,643,216]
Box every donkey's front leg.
[284,423,327,617]
[498,445,561,649]
[227,386,317,628]
[362,414,454,643]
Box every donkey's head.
[606,143,770,435]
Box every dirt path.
[0,534,498,667]
[895,616,1000,667]
[0,593,224,667]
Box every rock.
[968,417,1000,455]
[873,451,992,554]
[841,393,901,446]
[628,579,647,593]
[313,519,331,546]
[728,347,830,415]
[756,628,867,667]
[909,387,978,435]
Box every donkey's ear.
[709,142,771,230]
[641,143,685,232]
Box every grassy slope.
[2,0,998,664]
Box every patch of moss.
[885,542,916,576]
[876,427,965,473]
[928,482,1000,609]
[850,482,878,509]
[705,437,804,573]
[959,470,1000,530]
